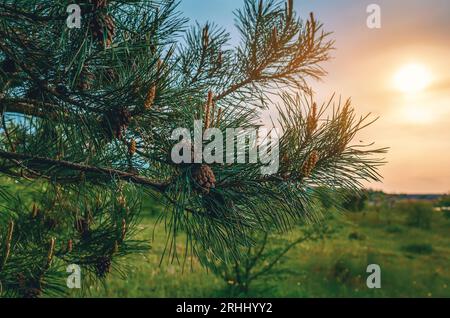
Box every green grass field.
[71,204,450,298]
[2,177,448,297]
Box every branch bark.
[0,150,168,191]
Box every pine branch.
[0,150,168,191]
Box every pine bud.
[308,12,315,47]
[128,139,137,156]
[202,25,209,48]
[46,237,56,268]
[2,221,14,268]
[31,203,39,218]
[113,240,119,254]
[301,150,320,177]
[121,219,127,240]
[306,102,318,137]
[204,90,213,129]
[157,59,163,73]
[67,239,73,254]
[117,195,126,208]
[144,84,156,110]
[286,0,293,20]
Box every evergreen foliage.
[0,0,386,297]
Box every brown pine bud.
[157,59,163,73]
[306,102,318,137]
[286,0,293,19]
[2,221,14,268]
[67,239,73,253]
[46,237,56,267]
[202,25,209,48]
[31,203,39,218]
[128,139,137,156]
[113,240,119,254]
[204,90,213,129]
[144,84,156,110]
[301,150,320,177]
[117,195,126,208]
[121,219,127,240]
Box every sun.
[394,63,432,93]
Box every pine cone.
[128,139,137,155]
[192,164,216,194]
[104,67,118,83]
[95,256,112,278]
[77,67,95,91]
[102,107,131,140]
[301,150,320,177]
[90,13,115,47]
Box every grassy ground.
[2,177,448,297]
[72,205,450,298]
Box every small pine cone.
[103,107,131,140]
[192,164,216,194]
[104,67,118,83]
[90,13,115,47]
[301,150,320,177]
[77,67,95,91]
[144,85,156,110]
[128,139,137,155]
[95,256,112,278]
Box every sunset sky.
[180,0,450,194]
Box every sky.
[179,0,450,194]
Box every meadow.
[73,199,450,298]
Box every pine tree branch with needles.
[0,0,386,297]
